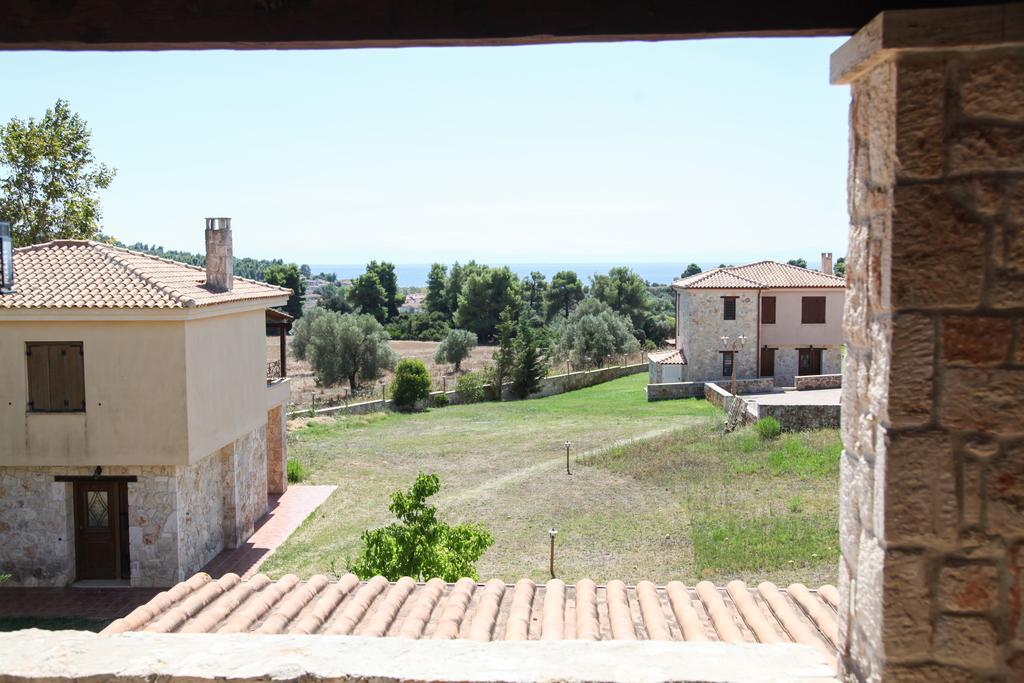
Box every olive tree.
[433,328,476,372]
[307,312,397,391]
[554,297,640,369]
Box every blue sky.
[0,38,850,265]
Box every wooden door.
[74,481,122,580]
[760,348,776,377]
[798,348,823,376]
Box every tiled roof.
[102,573,839,670]
[648,349,687,365]
[0,241,290,310]
[674,261,845,290]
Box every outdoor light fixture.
[564,440,573,475]
[0,222,13,294]
[548,528,557,578]
[721,335,748,395]
[92,466,103,479]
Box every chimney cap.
[205,217,232,230]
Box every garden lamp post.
[564,440,572,475]
[720,334,747,395]
[549,528,557,578]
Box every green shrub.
[349,473,494,581]
[286,458,307,483]
[390,358,432,410]
[454,371,487,403]
[756,416,782,441]
[433,328,477,371]
[431,392,450,408]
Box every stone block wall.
[645,382,705,401]
[266,405,287,494]
[677,289,758,382]
[771,346,842,387]
[794,373,843,391]
[0,465,178,587]
[754,404,841,432]
[176,452,225,583]
[834,18,1024,681]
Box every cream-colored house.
[0,219,292,587]
[649,257,845,387]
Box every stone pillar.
[267,405,288,494]
[204,217,233,292]
[832,5,1024,680]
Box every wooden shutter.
[723,297,737,320]
[65,343,86,411]
[26,343,52,411]
[761,296,776,324]
[801,297,826,324]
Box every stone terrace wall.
[754,404,841,432]
[646,382,705,401]
[833,19,1024,681]
[794,374,842,391]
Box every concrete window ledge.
[0,631,837,682]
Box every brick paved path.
[0,485,336,622]
[202,484,336,579]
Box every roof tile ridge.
[673,267,720,288]
[771,259,846,283]
[94,243,195,307]
[718,265,765,287]
[13,239,92,253]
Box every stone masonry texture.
[837,36,1024,682]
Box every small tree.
[390,358,432,410]
[681,263,702,278]
[490,306,517,400]
[833,256,847,278]
[350,473,494,581]
[290,306,328,361]
[510,319,548,399]
[434,328,476,372]
[307,312,397,391]
[347,271,389,323]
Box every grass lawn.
[264,373,840,586]
[0,617,109,632]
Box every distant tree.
[434,328,477,372]
[787,258,808,269]
[717,263,729,269]
[424,263,449,319]
[590,266,651,333]
[366,261,403,320]
[554,297,640,369]
[349,473,493,582]
[307,312,397,391]
[390,359,432,410]
[318,282,352,314]
[264,263,306,319]
[316,271,338,282]
[0,99,116,246]
[347,271,389,322]
[681,263,702,278]
[544,270,585,320]
[444,261,485,324]
[386,311,450,341]
[522,271,548,317]
[490,307,517,400]
[290,307,328,361]
[510,319,548,399]
[299,264,311,278]
[833,256,846,278]
[456,266,522,342]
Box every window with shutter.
[722,297,737,320]
[26,342,85,413]
[721,351,734,377]
[761,296,776,324]
[801,296,826,324]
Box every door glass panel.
[87,490,109,528]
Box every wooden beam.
[0,0,1005,51]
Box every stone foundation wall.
[232,424,267,546]
[794,373,843,391]
[753,404,841,432]
[677,290,758,382]
[645,382,705,401]
[0,465,178,588]
[175,453,225,583]
[770,346,842,387]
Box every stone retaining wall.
[752,403,841,431]
[794,373,842,391]
[649,377,774,403]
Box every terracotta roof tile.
[674,261,845,290]
[0,240,289,310]
[102,573,839,670]
[648,349,687,365]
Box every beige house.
[650,257,845,387]
[0,219,292,587]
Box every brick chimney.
[821,252,833,275]
[204,217,233,292]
